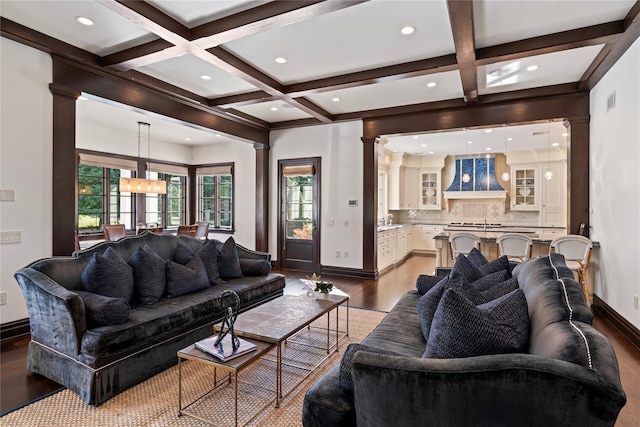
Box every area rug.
[1,306,386,427]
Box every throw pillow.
[77,290,130,326]
[478,255,512,278]
[128,245,167,305]
[416,274,445,295]
[424,288,529,359]
[216,237,244,279]
[470,269,509,292]
[196,240,225,285]
[338,343,404,391]
[449,254,484,283]
[81,247,134,301]
[239,258,271,276]
[467,247,488,267]
[166,256,210,298]
[174,241,196,265]
[480,276,519,302]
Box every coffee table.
[216,293,349,407]
[177,338,274,427]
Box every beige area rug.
[2,306,386,427]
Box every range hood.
[443,156,507,210]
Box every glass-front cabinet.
[419,168,441,210]
[511,165,538,210]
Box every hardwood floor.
[1,255,638,426]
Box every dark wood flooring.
[1,255,638,426]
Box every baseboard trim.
[1,318,30,342]
[592,294,640,351]
[321,265,378,279]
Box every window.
[77,153,136,233]
[146,163,189,228]
[197,164,233,230]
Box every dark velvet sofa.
[302,254,626,426]
[14,232,285,406]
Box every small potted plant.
[314,281,333,294]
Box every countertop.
[433,230,559,244]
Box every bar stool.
[550,235,593,303]
[496,233,533,263]
[449,232,481,260]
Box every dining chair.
[496,233,534,263]
[177,225,198,237]
[138,226,164,235]
[550,234,593,303]
[195,222,210,239]
[103,224,126,241]
[448,232,481,260]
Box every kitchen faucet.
[483,218,487,231]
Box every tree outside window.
[197,170,233,230]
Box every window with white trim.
[146,163,188,228]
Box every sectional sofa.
[302,253,626,426]
[14,232,285,406]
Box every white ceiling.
[1,0,637,149]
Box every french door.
[278,158,320,272]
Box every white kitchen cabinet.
[397,227,407,259]
[401,168,419,209]
[540,162,566,227]
[377,229,397,271]
[415,225,442,251]
[419,168,441,210]
[406,225,415,252]
[511,165,539,210]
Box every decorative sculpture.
[214,290,241,352]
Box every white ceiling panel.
[137,53,257,97]
[307,70,464,114]
[384,121,568,156]
[0,0,157,55]
[478,45,605,95]
[232,100,314,123]
[474,0,635,48]
[147,0,265,28]
[222,0,455,84]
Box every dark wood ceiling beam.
[192,0,368,46]
[101,39,175,69]
[447,0,478,103]
[211,91,277,108]
[476,21,624,66]
[625,1,640,30]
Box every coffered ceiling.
[1,0,639,151]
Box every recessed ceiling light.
[200,75,212,80]
[527,65,539,71]
[562,132,568,137]
[485,129,493,133]
[507,137,513,141]
[332,97,341,102]
[215,134,222,138]
[274,57,287,64]
[428,151,434,154]
[421,144,427,147]
[427,82,437,88]
[467,140,473,144]
[412,136,419,139]
[77,96,88,101]
[184,138,191,141]
[485,147,492,151]
[75,16,94,26]
[552,142,560,147]
[401,26,415,35]
[270,107,278,111]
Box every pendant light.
[119,122,167,194]
[501,124,511,181]
[544,120,554,181]
[462,128,471,183]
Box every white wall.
[191,141,256,249]
[0,38,53,323]
[590,37,640,329]
[270,122,364,269]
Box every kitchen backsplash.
[391,199,539,226]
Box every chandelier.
[119,122,167,194]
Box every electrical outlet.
[0,189,16,202]
[326,219,334,226]
[0,230,22,244]
[344,251,349,259]
[335,251,340,258]
[634,295,638,310]
[0,291,7,305]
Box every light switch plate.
[0,230,22,244]
[0,189,16,202]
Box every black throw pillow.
[239,258,271,276]
[197,240,225,285]
[338,343,405,391]
[467,247,488,267]
[479,255,513,278]
[166,255,210,298]
[216,237,244,279]
[174,241,196,265]
[449,254,484,283]
[424,288,529,359]
[128,245,167,305]
[77,290,130,326]
[81,247,134,301]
